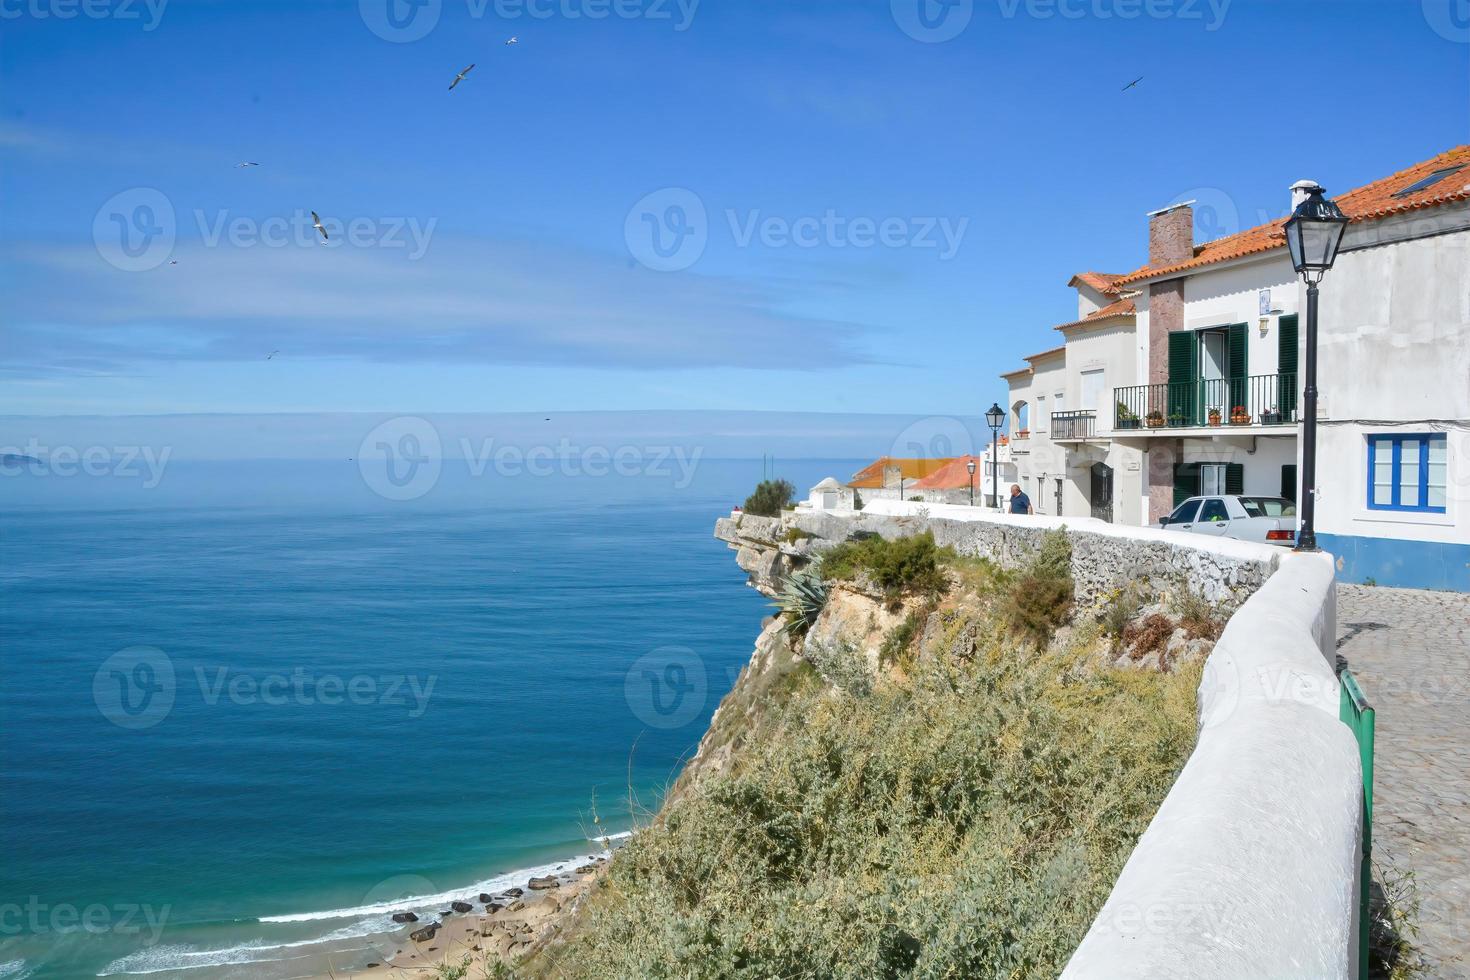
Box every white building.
[1000,145,1470,590]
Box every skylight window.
[1392,165,1466,198]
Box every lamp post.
[966,458,976,507]
[985,402,1005,510]
[1282,184,1348,552]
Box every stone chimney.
[1147,201,1194,267]
[1290,179,1321,212]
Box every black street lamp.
[1283,184,1349,552]
[985,402,1005,509]
[966,458,977,507]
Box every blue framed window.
[1367,434,1447,513]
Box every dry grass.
[533,595,1201,979]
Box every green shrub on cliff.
[1006,528,1075,646]
[538,607,1200,980]
[820,531,953,603]
[743,479,797,517]
[774,562,829,638]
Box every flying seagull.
[1122,76,1143,92]
[449,63,476,91]
[236,161,260,168]
[505,36,518,45]
[311,211,329,242]
[267,350,280,360]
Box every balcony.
[1114,374,1298,431]
[1050,410,1097,441]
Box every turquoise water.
[0,459,853,979]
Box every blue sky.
[2,0,1467,430]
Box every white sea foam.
[0,960,31,980]
[99,837,631,976]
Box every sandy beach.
[311,860,606,979]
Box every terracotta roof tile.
[847,456,956,489]
[1116,145,1470,286]
[1067,272,1126,295]
[1024,344,1066,363]
[912,455,983,491]
[1056,296,1136,332]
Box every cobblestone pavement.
[1336,584,1470,979]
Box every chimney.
[1147,201,1194,267]
[1290,179,1321,212]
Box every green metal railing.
[1339,668,1375,980]
[1113,373,1297,429]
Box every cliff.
[517,506,1243,977]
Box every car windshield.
[1240,496,1296,518]
[1167,500,1200,524]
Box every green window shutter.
[1167,331,1198,424]
[1173,462,1200,507]
[1277,315,1299,420]
[1227,323,1249,412]
[1225,463,1244,496]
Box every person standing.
[1008,484,1033,515]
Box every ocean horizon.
[0,458,860,979]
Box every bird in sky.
[505,36,518,45]
[449,64,475,91]
[236,161,260,168]
[1123,76,1143,91]
[267,350,280,360]
[311,211,329,242]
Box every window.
[1199,498,1230,523]
[1013,401,1029,432]
[1200,463,1227,496]
[1166,499,1200,525]
[1392,165,1465,198]
[1241,497,1296,518]
[1035,395,1047,432]
[1367,434,1447,512]
[1080,369,1105,412]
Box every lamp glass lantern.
[985,403,1005,431]
[1283,186,1348,283]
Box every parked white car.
[1157,495,1298,546]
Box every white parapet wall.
[786,498,1365,978]
[1063,546,1362,979]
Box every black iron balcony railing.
[1051,410,1097,440]
[1114,373,1298,430]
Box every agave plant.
[775,558,829,638]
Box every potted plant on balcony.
[1230,405,1252,425]
[1207,406,1223,426]
[1116,402,1141,430]
[1144,410,1164,429]
[1260,405,1283,425]
[1167,412,1186,427]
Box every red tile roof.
[1024,344,1066,363]
[1116,145,1470,287]
[1056,296,1137,332]
[847,456,956,489]
[912,455,983,491]
[1067,272,1126,296]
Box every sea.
[0,457,858,979]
